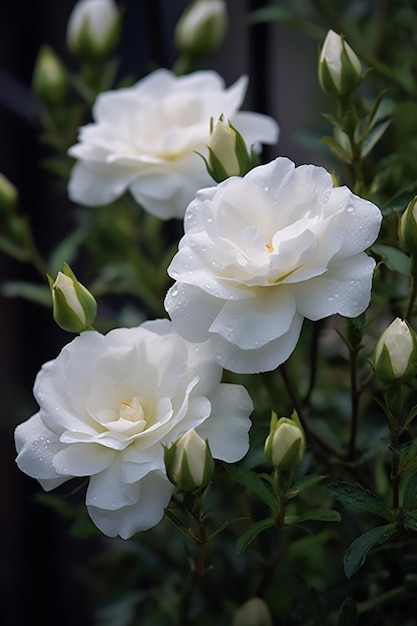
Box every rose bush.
[14,320,253,539]
[165,157,382,373]
[68,69,279,219]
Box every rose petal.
[209,286,297,349]
[196,384,253,462]
[87,471,173,539]
[293,253,376,319]
[210,312,304,374]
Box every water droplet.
[170,287,178,298]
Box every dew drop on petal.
[170,287,178,298]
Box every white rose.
[14,320,253,539]
[165,157,382,374]
[67,69,279,219]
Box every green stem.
[193,521,209,585]
[348,132,365,194]
[405,274,417,320]
[347,345,360,461]
[279,364,345,460]
[391,427,400,509]
[302,320,322,407]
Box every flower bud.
[374,318,417,384]
[32,45,69,105]
[66,0,121,60]
[48,263,97,333]
[399,196,417,255]
[0,173,18,216]
[232,597,273,626]
[264,411,305,472]
[318,30,361,97]
[164,429,214,493]
[206,116,259,183]
[175,0,227,59]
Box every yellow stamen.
[121,401,133,408]
[266,243,274,253]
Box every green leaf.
[0,236,31,261]
[34,493,75,518]
[236,518,275,554]
[365,93,393,131]
[223,464,278,511]
[404,471,417,510]
[289,573,327,626]
[320,136,352,163]
[383,182,417,215]
[371,244,410,275]
[285,508,341,525]
[164,507,196,539]
[286,474,327,499]
[246,7,304,26]
[326,481,392,521]
[48,227,88,276]
[361,119,391,157]
[343,523,396,578]
[1,281,51,306]
[338,597,358,626]
[402,510,417,532]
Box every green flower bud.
[232,597,273,626]
[205,116,260,183]
[32,45,69,105]
[164,429,214,493]
[48,263,97,333]
[318,30,361,97]
[175,0,227,59]
[66,0,121,60]
[374,318,417,384]
[0,173,18,216]
[264,411,305,472]
[399,196,417,255]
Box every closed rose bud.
[206,116,259,182]
[399,196,417,256]
[164,429,214,493]
[264,411,305,472]
[374,318,417,383]
[67,0,120,60]
[32,45,68,105]
[232,597,273,626]
[0,173,18,216]
[318,30,361,97]
[175,0,227,59]
[48,263,97,333]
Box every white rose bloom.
[165,157,382,374]
[14,320,253,539]
[67,69,279,219]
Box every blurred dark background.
[0,1,322,623]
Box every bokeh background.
[0,1,323,623]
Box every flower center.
[119,398,145,423]
[265,243,274,253]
